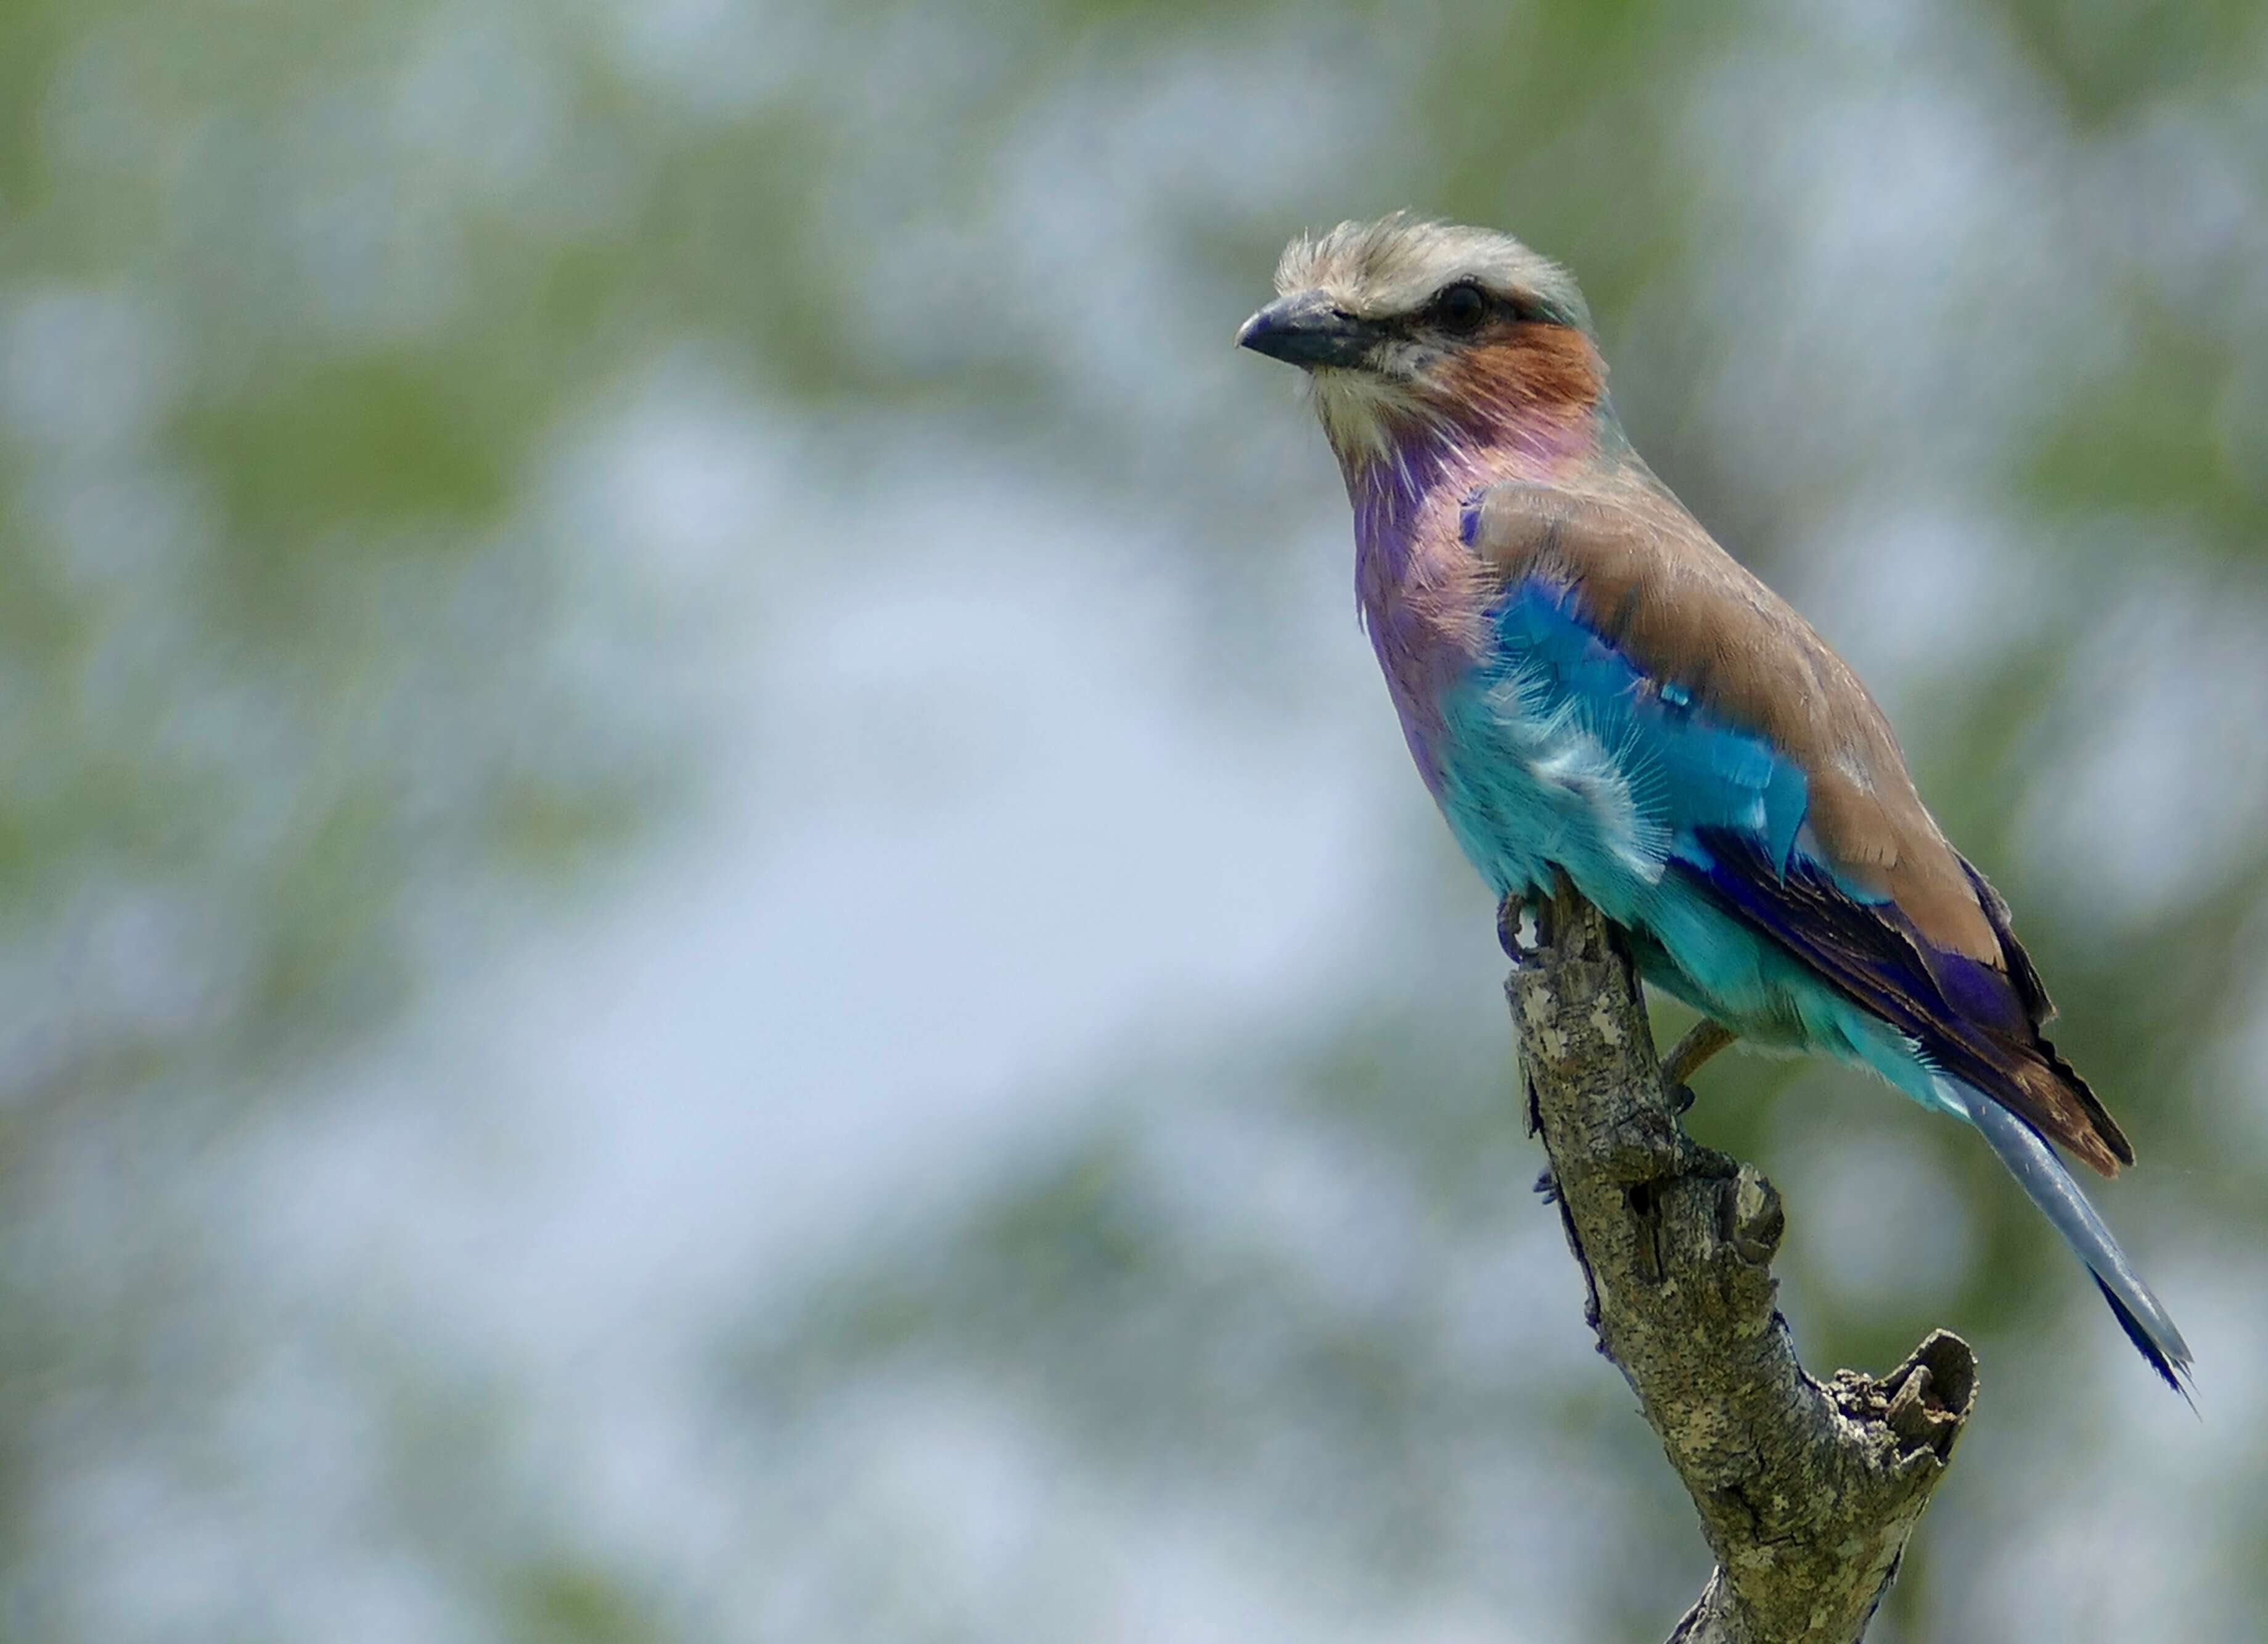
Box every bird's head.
[1238,215,1605,469]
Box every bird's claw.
[1497,892,1546,963]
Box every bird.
[1237,214,2190,1392]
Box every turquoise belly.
[1430,660,1960,1119]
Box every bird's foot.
[1497,892,1547,963]
[1533,1167,1560,1204]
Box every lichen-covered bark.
[1503,881,1974,1644]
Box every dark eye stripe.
[1420,281,1573,334]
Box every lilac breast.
[1346,440,1496,795]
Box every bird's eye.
[1435,281,1488,333]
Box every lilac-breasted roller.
[1238,215,2189,1392]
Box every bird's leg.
[1661,1018,1735,1114]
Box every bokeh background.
[5,0,2267,1638]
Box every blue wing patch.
[1489,578,1811,879]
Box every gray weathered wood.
[1502,881,1975,1644]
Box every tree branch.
[1502,880,1975,1644]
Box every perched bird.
[1238,215,2189,1392]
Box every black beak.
[1236,292,1379,369]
